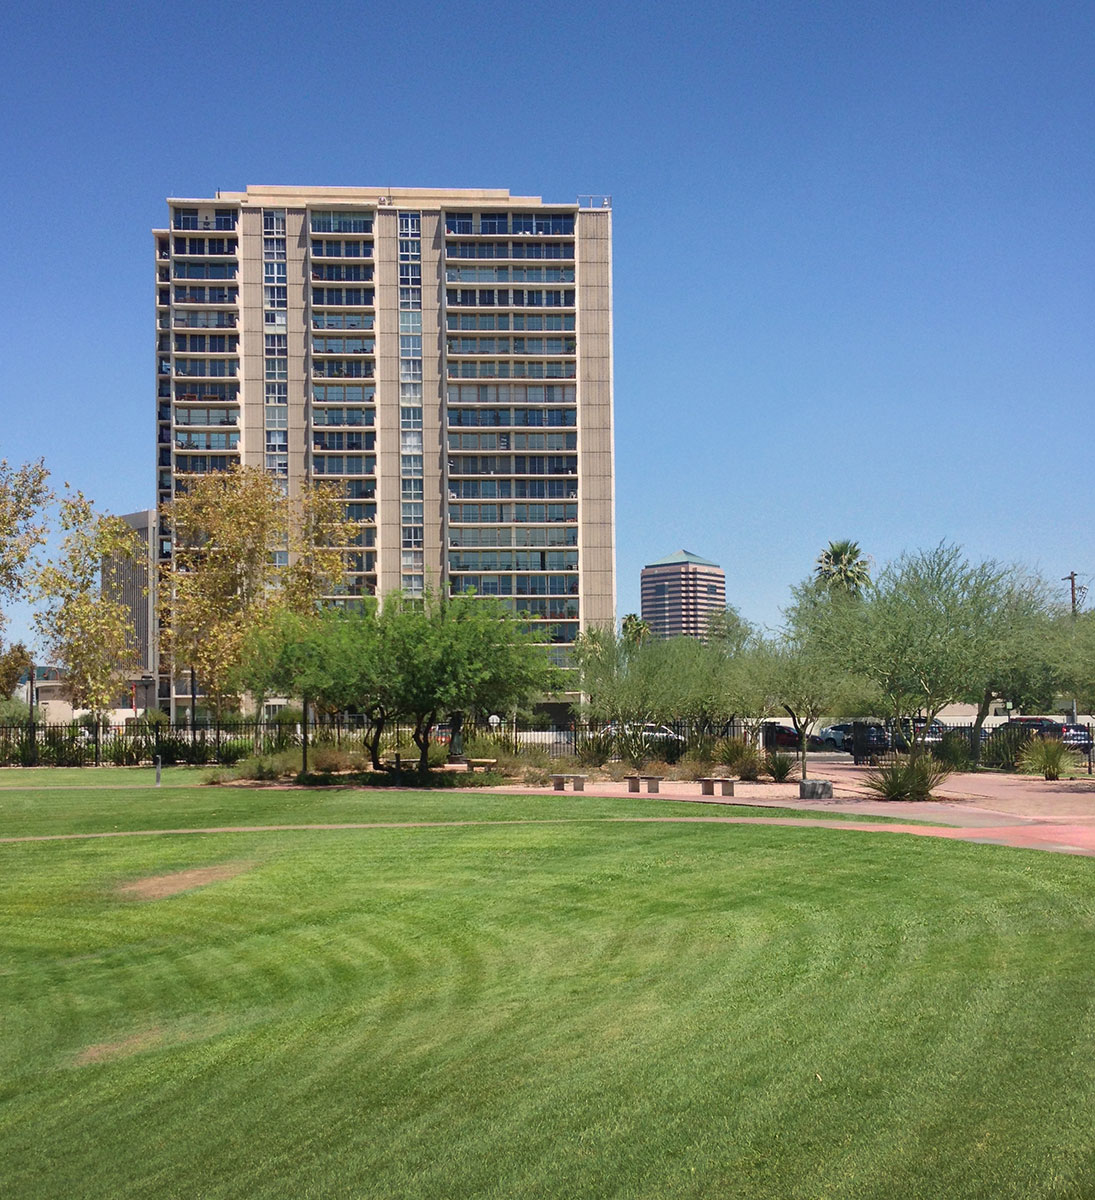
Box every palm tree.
[621,613,652,645]
[815,540,871,596]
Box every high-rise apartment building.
[640,550,726,639]
[155,186,615,709]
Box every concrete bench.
[626,775,663,794]
[699,777,735,797]
[551,773,587,791]
[466,758,498,772]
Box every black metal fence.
[0,718,755,769]
[2,718,1089,771]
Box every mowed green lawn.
[2,777,1095,1198]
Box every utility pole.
[1063,572,1079,722]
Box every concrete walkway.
[477,758,1095,857]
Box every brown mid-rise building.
[640,550,726,639]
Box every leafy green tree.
[165,466,358,715]
[29,491,143,721]
[808,543,1028,753]
[241,592,555,778]
[0,640,31,700]
[767,635,851,779]
[815,540,871,597]
[0,457,51,631]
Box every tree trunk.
[972,687,993,764]
[366,709,386,771]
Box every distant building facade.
[103,509,158,712]
[640,550,726,639]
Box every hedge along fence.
[0,718,755,769]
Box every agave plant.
[1017,738,1078,782]
[864,755,951,801]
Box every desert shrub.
[1017,738,1079,781]
[735,744,765,782]
[981,724,1030,769]
[765,751,796,783]
[234,750,300,781]
[715,737,748,772]
[310,745,354,774]
[676,748,716,780]
[574,727,615,767]
[615,726,653,770]
[864,756,951,801]
[932,731,973,770]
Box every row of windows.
[174,359,238,377]
[312,360,374,378]
[311,264,373,282]
[174,262,236,280]
[444,213,575,236]
[313,336,374,355]
[175,453,235,472]
[174,287,238,304]
[174,237,236,256]
[446,241,573,260]
[310,212,373,234]
[448,455,578,476]
[449,502,577,523]
[451,479,577,500]
[448,432,576,451]
[312,312,373,331]
[173,209,236,231]
[312,455,377,475]
[449,526,576,547]
[176,431,238,450]
[312,431,374,451]
[313,288,374,306]
[447,337,575,355]
[446,288,574,308]
[446,313,574,332]
[451,574,578,596]
[312,406,373,427]
[174,334,237,353]
[175,383,238,401]
[448,384,576,405]
[445,267,574,284]
[174,406,237,427]
[448,361,577,380]
[448,408,576,428]
[313,384,375,403]
[311,239,372,258]
[172,311,237,329]
[449,550,578,571]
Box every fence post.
[301,696,309,775]
[155,755,162,787]
[94,720,101,768]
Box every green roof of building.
[643,549,721,569]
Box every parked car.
[997,718,1092,753]
[887,719,946,751]
[762,724,825,751]
[845,722,890,763]
[606,722,686,747]
[818,723,854,750]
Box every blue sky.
[2,0,1093,642]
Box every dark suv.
[996,718,1093,754]
[846,722,890,763]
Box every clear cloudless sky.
[1,0,1093,645]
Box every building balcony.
[173,312,237,329]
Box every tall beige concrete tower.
[154,186,614,710]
